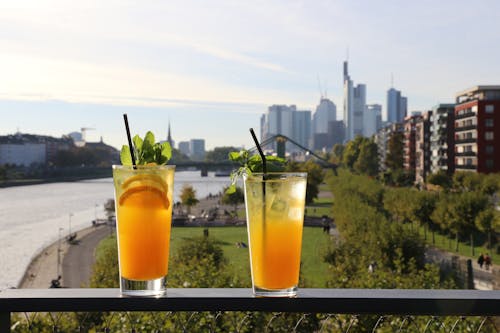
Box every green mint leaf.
[122,131,172,165]
[132,135,143,151]
[161,142,172,161]
[120,145,133,165]
[144,131,155,147]
[226,184,237,194]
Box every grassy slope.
[170,226,332,287]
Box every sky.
[0,0,499,150]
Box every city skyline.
[0,1,499,150]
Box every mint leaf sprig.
[120,131,172,166]
[226,150,286,193]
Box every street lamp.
[57,227,64,277]
[94,204,99,221]
[68,213,74,239]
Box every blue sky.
[0,0,499,150]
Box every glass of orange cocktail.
[112,164,175,296]
[243,172,307,297]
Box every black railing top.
[1,288,500,316]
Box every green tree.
[385,131,404,171]
[330,143,345,164]
[205,146,239,162]
[342,135,365,170]
[221,185,244,216]
[427,170,452,190]
[170,147,191,163]
[180,184,199,214]
[103,198,115,221]
[448,192,490,250]
[475,208,500,250]
[353,139,379,176]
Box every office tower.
[387,88,408,123]
[363,104,382,137]
[343,61,366,141]
[293,110,312,151]
[328,120,345,147]
[313,98,336,150]
[313,98,336,134]
[189,139,205,161]
[261,105,312,153]
[454,86,500,173]
[430,104,455,174]
[178,141,190,156]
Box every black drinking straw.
[249,128,267,174]
[123,114,137,168]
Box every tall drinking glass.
[112,165,175,296]
[243,172,307,297]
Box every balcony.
[455,124,477,132]
[455,151,477,157]
[456,164,478,170]
[455,111,476,120]
[1,288,499,332]
[455,138,477,144]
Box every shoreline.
[18,225,105,289]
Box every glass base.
[120,276,167,297]
[253,285,298,298]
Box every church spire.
[167,120,173,147]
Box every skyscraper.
[343,61,366,141]
[313,98,336,150]
[387,88,408,123]
[363,104,382,137]
[261,104,312,152]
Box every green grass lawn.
[169,226,332,287]
[415,224,497,265]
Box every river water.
[0,171,230,289]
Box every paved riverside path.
[62,225,112,288]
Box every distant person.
[484,253,491,270]
[477,253,485,269]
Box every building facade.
[415,111,433,183]
[430,104,455,174]
[454,86,500,173]
[387,88,408,123]
[363,104,382,137]
[343,61,366,141]
[374,122,403,172]
[261,104,313,153]
[178,141,190,156]
[189,139,205,161]
[403,114,422,173]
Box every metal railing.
[1,288,500,332]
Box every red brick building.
[455,86,500,173]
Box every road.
[62,225,112,288]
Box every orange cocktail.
[113,165,175,296]
[243,172,307,297]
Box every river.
[0,171,230,289]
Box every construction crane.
[81,127,95,142]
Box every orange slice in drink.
[119,184,169,209]
[122,174,168,194]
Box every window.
[485,118,494,127]
[485,105,494,113]
[485,145,494,154]
[466,158,473,165]
[485,132,494,140]
[486,159,494,169]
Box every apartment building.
[429,104,455,174]
[454,86,500,173]
[415,111,432,183]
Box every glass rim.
[244,172,307,178]
[112,164,176,170]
